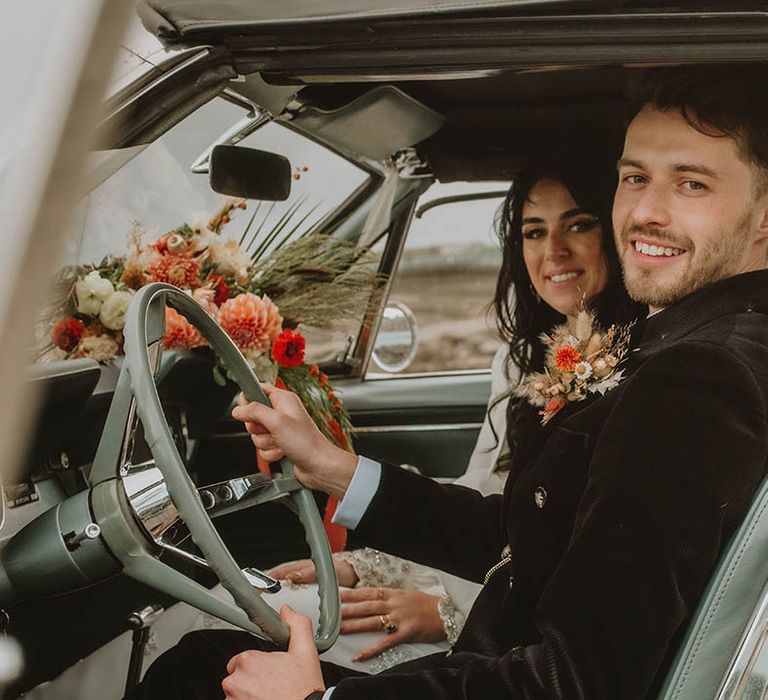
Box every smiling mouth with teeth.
[548,271,581,283]
[633,241,684,257]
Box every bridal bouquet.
[45,198,381,444]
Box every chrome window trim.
[364,368,493,382]
[716,581,768,699]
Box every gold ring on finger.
[379,613,397,634]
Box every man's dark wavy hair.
[626,66,768,194]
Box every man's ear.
[755,184,768,242]
[757,203,768,242]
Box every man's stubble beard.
[619,208,754,308]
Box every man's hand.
[222,605,324,700]
[340,588,447,661]
[269,556,360,588]
[231,385,357,498]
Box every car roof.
[137,1,610,39]
[129,2,768,182]
[137,0,768,45]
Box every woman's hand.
[269,557,359,588]
[231,386,357,498]
[340,587,447,661]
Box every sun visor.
[290,86,445,162]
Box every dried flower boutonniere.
[516,310,634,425]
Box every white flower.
[589,369,625,395]
[208,238,251,278]
[591,357,610,379]
[192,287,220,321]
[75,271,114,316]
[99,290,134,330]
[241,349,278,383]
[166,233,189,254]
[574,361,593,381]
[564,335,580,347]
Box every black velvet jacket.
[338,269,768,700]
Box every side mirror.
[209,145,291,201]
[372,301,419,373]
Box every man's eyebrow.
[673,163,719,179]
[617,157,719,180]
[617,157,644,170]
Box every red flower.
[554,345,581,372]
[327,416,351,451]
[271,329,306,368]
[309,364,320,377]
[209,274,230,306]
[51,317,85,352]
[541,396,568,416]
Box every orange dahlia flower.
[554,345,581,372]
[147,253,201,288]
[219,293,282,352]
[163,307,205,350]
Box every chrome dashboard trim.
[212,422,483,440]
[352,422,482,434]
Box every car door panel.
[338,372,492,479]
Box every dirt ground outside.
[382,265,502,374]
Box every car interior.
[5,2,768,699]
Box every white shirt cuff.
[323,688,335,700]
[331,455,381,529]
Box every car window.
[367,182,505,377]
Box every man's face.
[613,105,768,312]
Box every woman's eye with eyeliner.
[522,228,545,240]
[568,218,599,233]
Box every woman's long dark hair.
[493,157,645,470]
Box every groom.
[131,67,768,699]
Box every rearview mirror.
[209,145,291,201]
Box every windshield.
[61,97,370,266]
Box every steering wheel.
[85,283,341,650]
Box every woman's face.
[521,178,609,319]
